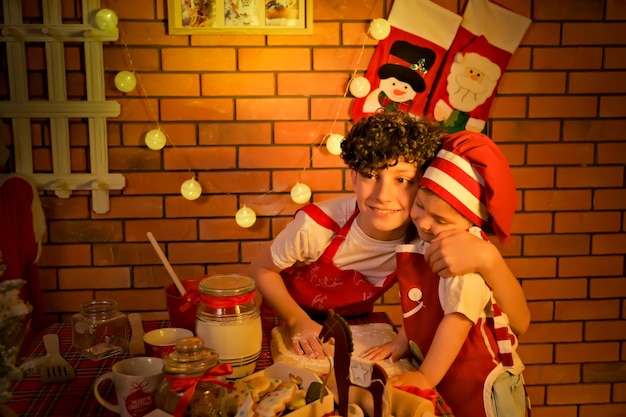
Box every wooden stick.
[146,232,186,296]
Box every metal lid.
[199,274,255,297]
[163,337,219,374]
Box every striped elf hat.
[419,130,516,244]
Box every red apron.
[281,204,397,317]
[396,241,516,417]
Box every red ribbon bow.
[167,364,234,417]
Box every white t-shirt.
[270,196,404,287]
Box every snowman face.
[379,77,417,103]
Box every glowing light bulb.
[145,129,166,150]
[114,70,136,93]
[235,205,256,228]
[95,8,118,31]
[181,178,202,200]
[326,134,344,156]
[369,18,391,40]
[349,76,370,98]
[290,182,311,204]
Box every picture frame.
[167,0,313,35]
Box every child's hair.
[340,109,444,175]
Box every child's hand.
[389,370,433,390]
[360,338,407,362]
[289,319,332,359]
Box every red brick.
[511,167,554,188]
[547,383,610,404]
[499,72,566,94]
[125,219,198,241]
[559,255,623,277]
[528,301,555,322]
[560,166,624,188]
[236,98,309,120]
[239,146,310,169]
[38,244,92,267]
[199,218,269,241]
[563,22,626,45]
[555,300,620,321]
[108,147,161,171]
[165,194,237,218]
[524,190,592,211]
[162,48,236,71]
[314,47,374,71]
[201,73,274,96]
[506,257,557,279]
[164,146,236,170]
[268,22,340,46]
[489,96,528,118]
[535,0,603,20]
[104,48,161,71]
[605,47,626,68]
[137,73,201,96]
[278,72,348,95]
[118,22,187,46]
[311,97,353,120]
[41,196,90,219]
[529,96,598,118]
[133,266,206,288]
[524,234,590,256]
[315,0,384,20]
[199,122,272,145]
[196,171,270,194]
[167,242,240,264]
[570,71,626,94]
[48,220,123,243]
[273,121,339,144]
[563,119,626,141]
[273,169,343,193]
[521,22,561,46]
[523,278,588,301]
[238,48,311,71]
[93,243,161,266]
[59,267,131,289]
[594,189,626,210]
[590,277,626,298]
[556,342,620,363]
[530,406,577,417]
[491,120,561,142]
[93,196,163,219]
[555,212,621,233]
[517,343,553,365]
[533,47,603,70]
[161,98,234,121]
[592,234,626,254]
[524,364,581,385]
[580,404,626,417]
[527,143,595,165]
[600,96,626,117]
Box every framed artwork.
[167,0,313,35]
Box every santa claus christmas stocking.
[351,0,462,122]
[425,0,531,133]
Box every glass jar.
[156,337,229,417]
[195,274,262,379]
[71,299,128,360]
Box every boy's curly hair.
[341,110,444,174]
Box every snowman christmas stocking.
[351,0,461,122]
[425,0,531,133]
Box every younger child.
[363,130,528,417]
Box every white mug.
[93,356,164,417]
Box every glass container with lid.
[156,336,231,417]
[195,274,262,379]
[71,299,127,360]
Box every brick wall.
[1,0,625,415]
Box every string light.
[235,205,257,228]
[368,18,391,40]
[349,76,371,98]
[144,128,166,150]
[114,70,136,93]
[95,8,118,31]
[180,178,202,200]
[290,182,312,204]
[325,133,344,156]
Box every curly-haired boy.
[249,110,529,359]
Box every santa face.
[446,52,500,112]
[379,77,417,103]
